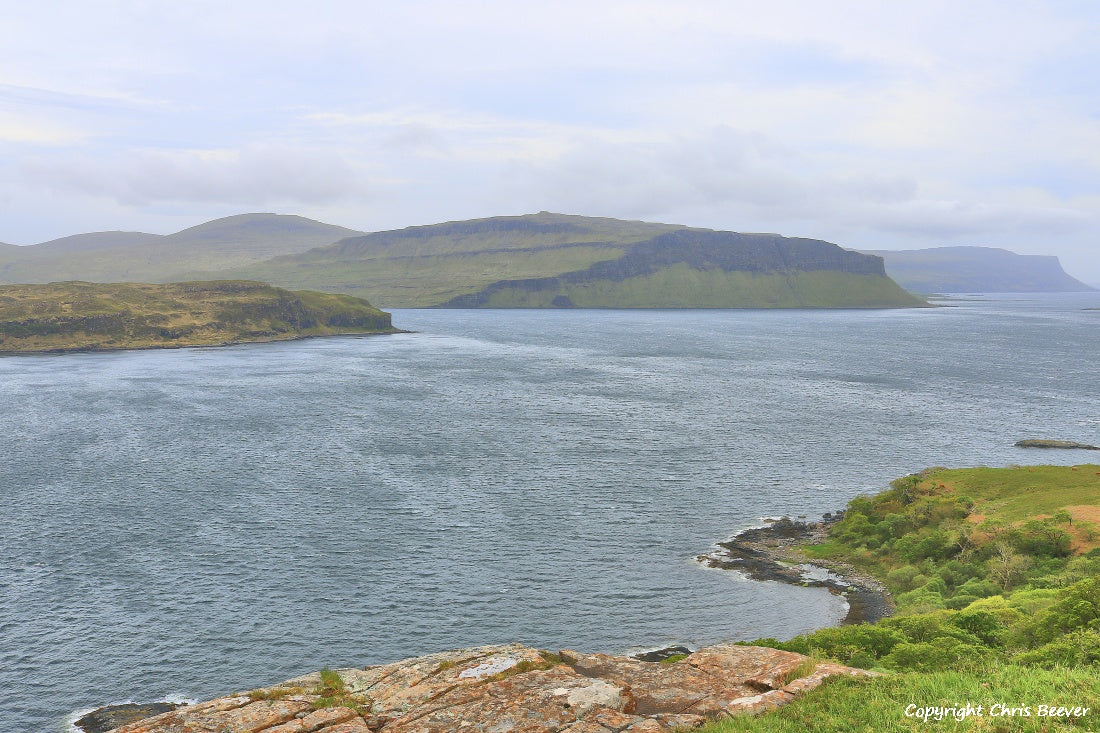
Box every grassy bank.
[698,465,1100,732]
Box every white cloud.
[21,145,362,207]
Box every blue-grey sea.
[1,294,1098,732]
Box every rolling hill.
[0,214,363,285]
[1,212,926,309]
[220,212,926,308]
[863,246,1095,293]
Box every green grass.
[221,244,629,307]
[311,668,372,715]
[477,267,923,309]
[697,664,1098,732]
[930,466,1100,523]
[695,466,1100,732]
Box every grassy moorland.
[0,280,398,353]
[698,465,1100,732]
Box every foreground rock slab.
[104,643,875,733]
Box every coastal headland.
[0,280,400,354]
[696,516,895,625]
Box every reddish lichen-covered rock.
[103,643,875,733]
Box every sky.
[2,0,1099,281]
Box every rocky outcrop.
[1014,439,1100,450]
[99,643,875,733]
[697,517,894,624]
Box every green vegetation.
[697,465,1100,732]
[470,267,923,309]
[482,652,566,682]
[246,667,372,714]
[311,667,372,714]
[218,212,674,306]
[0,280,397,353]
[698,665,1097,732]
[2,211,929,309]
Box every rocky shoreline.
[83,643,875,733]
[76,515,891,732]
[696,515,894,625]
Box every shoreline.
[0,328,410,357]
[696,515,894,625]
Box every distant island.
[2,212,926,309]
[0,281,399,354]
[860,246,1095,293]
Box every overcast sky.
[2,1,1099,280]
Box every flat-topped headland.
[0,280,401,354]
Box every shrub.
[951,610,1005,647]
[881,639,993,672]
[945,594,979,610]
[893,587,945,613]
[956,578,1000,598]
[885,565,921,592]
[1013,629,1100,668]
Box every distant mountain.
[0,214,363,285]
[862,246,1095,293]
[224,212,925,308]
[27,231,163,255]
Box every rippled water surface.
[2,294,1098,731]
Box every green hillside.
[698,465,1100,733]
[225,213,925,308]
[1,212,927,309]
[214,212,680,305]
[0,214,362,285]
[0,280,397,353]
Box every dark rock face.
[440,230,892,307]
[632,646,694,663]
[99,643,875,732]
[75,702,184,733]
[600,231,886,279]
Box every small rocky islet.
[85,643,874,733]
[1014,439,1100,450]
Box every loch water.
[1,294,1098,732]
